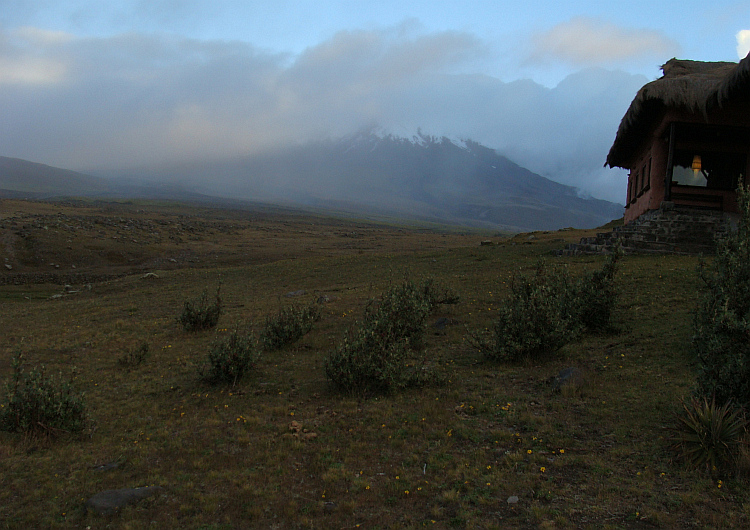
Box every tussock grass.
[0,199,746,527]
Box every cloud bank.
[528,17,681,66]
[0,24,648,203]
[738,30,750,59]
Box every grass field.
[0,198,746,529]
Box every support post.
[664,122,675,201]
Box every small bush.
[474,250,622,363]
[200,329,260,385]
[671,396,747,473]
[362,279,433,350]
[475,261,579,362]
[260,304,321,351]
[178,285,223,332]
[694,186,750,407]
[418,278,461,306]
[325,329,414,393]
[324,279,438,393]
[569,244,623,332]
[0,354,87,438]
[117,343,150,369]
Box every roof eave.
[605,52,750,170]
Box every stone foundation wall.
[558,203,733,256]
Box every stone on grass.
[91,458,125,472]
[85,486,163,515]
[551,367,584,393]
[289,420,318,441]
[507,495,519,504]
[433,317,458,330]
[317,294,337,303]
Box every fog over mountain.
[0,25,649,204]
[1,129,623,231]
[98,130,623,231]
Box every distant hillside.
[0,156,114,198]
[0,156,220,203]
[129,131,623,231]
[3,133,624,231]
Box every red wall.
[622,101,750,224]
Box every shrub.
[117,342,150,369]
[260,303,321,351]
[476,261,580,362]
[672,396,747,473]
[200,329,260,385]
[418,278,461,307]
[325,328,415,393]
[693,186,750,407]
[569,244,623,332]
[0,354,87,438]
[324,279,437,393]
[178,285,223,332]
[362,279,433,350]
[475,250,622,362]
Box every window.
[630,158,651,201]
[639,166,645,195]
[669,123,750,190]
[671,150,746,190]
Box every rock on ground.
[85,486,163,515]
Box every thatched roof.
[606,52,750,168]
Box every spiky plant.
[672,396,747,473]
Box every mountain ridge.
[2,133,623,231]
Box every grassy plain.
[0,198,747,528]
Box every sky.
[0,1,748,203]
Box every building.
[606,52,750,224]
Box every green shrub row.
[199,300,323,385]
